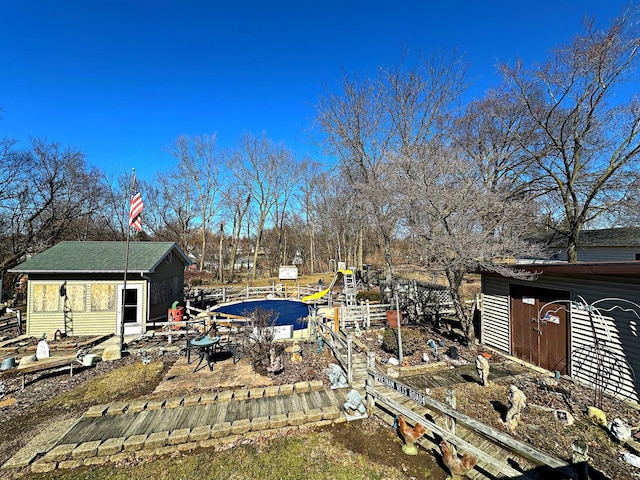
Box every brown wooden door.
[510,284,570,374]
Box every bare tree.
[145,169,199,256]
[227,133,301,280]
[0,138,106,294]
[222,186,251,282]
[166,134,222,271]
[315,50,468,282]
[500,9,640,261]
[396,142,541,342]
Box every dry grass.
[44,360,165,409]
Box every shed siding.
[148,252,186,320]
[481,271,640,403]
[481,274,511,353]
[27,279,147,337]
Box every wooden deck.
[399,361,532,391]
[59,388,349,445]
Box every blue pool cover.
[212,299,311,330]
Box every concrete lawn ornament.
[608,418,632,444]
[325,363,348,389]
[504,385,527,432]
[475,354,490,386]
[343,388,367,421]
[287,341,303,363]
[36,334,50,360]
[267,348,283,374]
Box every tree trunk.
[382,232,393,284]
[252,214,267,279]
[445,268,475,344]
[566,231,579,263]
[218,223,224,282]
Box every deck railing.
[363,352,581,480]
[313,320,353,384]
[188,283,319,304]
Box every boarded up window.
[66,284,86,312]
[91,284,116,311]
[32,284,61,312]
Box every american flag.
[129,177,144,232]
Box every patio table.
[189,335,220,372]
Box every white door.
[117,284,143,336]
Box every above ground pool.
[211,299,310,331]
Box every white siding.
[481,275,511,353]
[27,279,147,337]
[570,303,639,403]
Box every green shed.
[9,241,191,336]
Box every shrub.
[381,327,423,356]
[356,289,381,302]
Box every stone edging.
[84,380,326,417]
[30,414,346,474]
[1,380,338,474]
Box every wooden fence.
[363,351,582,480]
[188,283,320,304]
[0,311,21,338]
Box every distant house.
[9,241,191,337]
[481,261,640,403]
[535,227,640,262]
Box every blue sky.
[0,1,633,181]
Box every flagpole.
[120,169,136,353]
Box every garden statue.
[475,354,490,386]
[36,334,50,360]
[504,385,527,432]
[267,348,283,374]
[608,418,632,444]
[354,320,362,337]
[325,363,348,389]
[343,388,367,421]
[287,341,302,363]
[426,339,439,360]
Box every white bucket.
[82,354,98,366]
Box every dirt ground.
[1,328,640,479]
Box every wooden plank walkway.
[399,361,532,391]
[59,388,348,445]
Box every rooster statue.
[397,414,426,455]
[439,441,477,480]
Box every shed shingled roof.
[8,241,190,274]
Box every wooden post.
[334,307,339,332]
[446,388,457,436]
[346,334,353,384]
[365,300,371,329]
[366,351,376,413]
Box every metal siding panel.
[481,275,511,353]
[578,247,638,262]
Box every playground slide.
[302,269,353,303]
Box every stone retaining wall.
[2,380,343,475]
